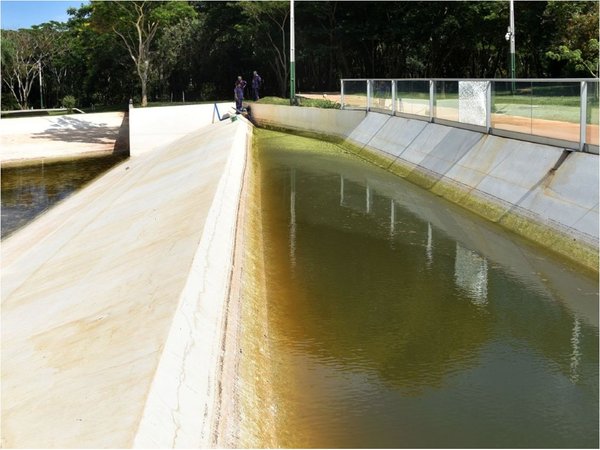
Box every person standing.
[234,75,247,113]
[251,71,262,101]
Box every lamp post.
[505,0,516,90]
[290,0,296,105]
[38,60,44,109]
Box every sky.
[1,0,89,30]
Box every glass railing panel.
[531,81,580,143]
[435,80,459,122]
[342,80,368,109]
[396,80,429,117]
[492,81,534,135]
[587,81,599,147]
[371,80,393,112]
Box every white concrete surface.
[446,136,564,206]
[367,116,428,158]
[250,103,366,139]
[1,116,251,447]
[129,102,235,156]
[0,112,126,165]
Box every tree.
[1,26,62,109]
[544,1,599,77]
[152,15,202,102]
[238,2,290,98]
[91,0,196,106]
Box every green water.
[1,154,127,238]
[256,129,599,448]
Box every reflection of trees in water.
[1,155,126,237]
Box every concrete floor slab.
[0,112,127,165]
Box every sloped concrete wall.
[250,104,598,269]
[1,116,251,447]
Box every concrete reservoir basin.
[1,105,598,448]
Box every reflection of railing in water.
[340,78,599,153]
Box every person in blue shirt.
[234,75,247,113]
[252,71,262,101]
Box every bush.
[62,95,77,112]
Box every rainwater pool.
[254,128,598,448]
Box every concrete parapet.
[129,102,235,156]
[250,105,598,270]
[250,103,366,140]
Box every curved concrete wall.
[250,103,599,269]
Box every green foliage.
[257,96,340,109]
[1,1,598,111]
[62,95,76,112]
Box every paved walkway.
[0,112,127,166]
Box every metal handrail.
[343,77,599,82]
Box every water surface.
[256,129,599,448]
[1,154,127,238]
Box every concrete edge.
[131,120,251,448]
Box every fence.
[340,78,599,153]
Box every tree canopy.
[1,0,598,110]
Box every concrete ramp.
[1,117,251,447]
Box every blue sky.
[1,0,89,30]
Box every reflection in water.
[426,221,433,268]
[256,129,598,448]
[570,317,581,383]
[1,154,126,238]
[290,168,297,268]
[454,243,488,306]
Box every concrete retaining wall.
[250,103,599,269]
[129,102,235,156]
[251,103,366,140]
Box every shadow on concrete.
[31,116,120,146]
[112,112,130,156]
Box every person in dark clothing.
[234,75,247,113]
[251,71,262,101]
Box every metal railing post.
[429,80,435,122]
[579,81,587,151]
[340,79,345,109]
[391,80,397,115]
[486,81,492,133]
[367,79,372,111]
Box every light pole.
[290,0,296,105]
[38,60,44,109]
[505,0,516,90]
